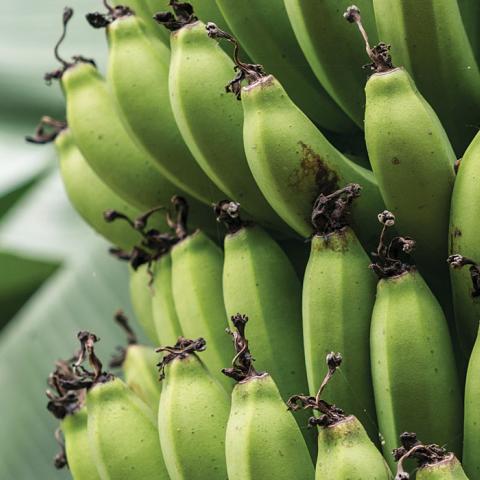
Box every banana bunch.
[27,0,480,478]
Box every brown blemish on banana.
[288,142,339,194]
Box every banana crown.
[370,210,416,279]
[447,254,480,298]
[310,183,361,236]
[344,5,395,76]
[44,7,96,85]
[156,337,207,380]
[393,432,461,479]
[287,352,349,429]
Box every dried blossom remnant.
[447,254,480,297]
[213,200,250,234]
[153,1,197,31]
[393,432,452,479]
[156,337,207,380]
[44,7,96,84]
[109,311,138,368]
[85,0,133,29]
[222,314,260,382]
[344,5,394,74]
[25,116,67,144]
[370,210,416,278]
[206,23,266,99]
[287,352,345,428]
[311,183,362,235]
[53,428,68,469]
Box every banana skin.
[157,342,230,480]
[241,74,384,250]
[106,14,225,205]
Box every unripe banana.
[216,200,314,452]
[169,198,231,390]
[151,252,183,346]
[288,353,392,479]
[45,8,217,231]
[157,13,288,232]
[393,433,468,480]
[458,0,480,65]
[369,212,462,471]
[205,27,384,249]
[222,314,314,479]
[110,311,161,412]
[449,129,480,353]
[111,0,170,46]
[87,9,225,204]
[26,119,153,252]
[463,327,480,479]
[215,0,356,133]
[157,337,230,479]
[71,331,169,479]
[284,0,378,127]
[347,7,455,295]
[46,359,100,479]
[302,184,377,443]
[372,0,480,154]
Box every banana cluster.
[29,0,480,479]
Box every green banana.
[372,0,480,154]
[110,310,161,412]
[347,7,455,293]
[111,0,170,46]
[151,253,183,346]
[394,433,468,480]
[284,0,377,127]
[45,8,217,231]
[86,8,225,205]
[169,197,231,390]
[223,314,314,479]
[448,129,480,353]
[46,359,100,479]
[155,12,288,232]
[72,331,169,479]
[157,337,230,479]
[206,25,383,248]
[369,212,462,471]
[458,0,480,65]
[288,353,392,479]
[26,118,153,252]
[215,0,356,133]
[302,184,378,443]
[463,327,480,479]
[216,200,313,452]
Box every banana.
[347,7,455,296]
[169,197,231,390]
[448,129,480,353]
[45,8,217,232]
[206,25,384,249]
[215,0,356,133]
[151,252,183,346]
[463,327,480,479]
[111,0,170,46]
[26,118,153,252]
[288,353,392,479]
[46,359,100,479]
[157,337,230,479]
[86,7,225,205]
[110,310,161,412]
[69,331,169,479]
[154,11,289,233]
[394,433,468,480]
[369,211,462,471]
[284,0,377,127]
[302,184,378,444]
[216,200,314,453]
[372,0,480,155]
[222,314,315,479]
[458,0,480,65]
